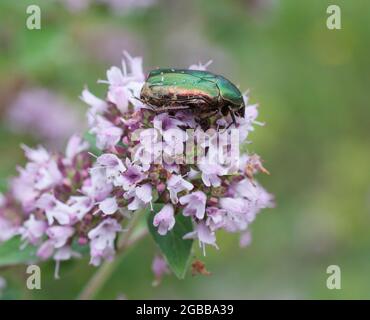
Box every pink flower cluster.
[60,0,156,13]
[0,52,273,276]
[6,88,82,148]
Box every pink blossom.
[99,0,156,13]
[236,96,264,142]
[19,214,47,245]
[54,246,81,261]
[152,255,170,286]
[239,231,252,248]
[80,87,108,126]
[138,128,160,147]
[35,161,63,191]
[197,161,226,187]
[136,184,153,203]
[162,128,188,162]
[121,110,143,131]
[120,161,146,190]
[153,113,185,133]
[234,179,258,200]
[153,204,175,236]
[234,179,274,213]
[99,52,145,112]
[108,85,130,114]
[46,226,74,248]
[61,0,156,14]
[183,222,218,253]
[167,175,193,204]
[188,60,213,71]
[90,115,123,150]
[175,111,197,128]
[98,197,118,215]
[0,218,19,242]
[11,145,64,212]
[67,196,95,221]
[6,89,81,146]
[96,153,126,186]
[126,183,153,211]
[21,145,63,191]
[22,145,51,163]
[134,128,162,167]
[53,246,81,279]
[187,168,200,180]
[120,51,146,83]
[96,153,124,169]
[179,191,207,220]
[83,168,113,202]
[219,197,249,232]
[88,218,122,266]
[37,240,54,260]
[64,135,89,163]
[163,163,180,174]
[10,171,39,212]
[14,146,63,195]
[205,206,226,231]
[60,0,90,12]
[36,194,72,226]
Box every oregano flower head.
[0,53,273,278]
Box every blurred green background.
[1,0,370,299]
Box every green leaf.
[147,204,193,279]
[83,132,102,157]
[71,241,89,256]
[0,237,37,267]
[0,179,7,193]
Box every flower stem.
[77,257,121,300]
[77,213,147,300]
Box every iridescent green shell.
[140,69,244,116]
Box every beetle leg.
[222,106,237,130]
[224,122,233,130]
[197,109,218,118]
[209,110,219,117]
[228,106,237,126]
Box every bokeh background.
[1,0,370,299]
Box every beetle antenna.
[133,96,145,103]
[133,96,155,111]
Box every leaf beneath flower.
[147,204,193,279]
[0,237,37,267]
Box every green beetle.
[140,69,245,124]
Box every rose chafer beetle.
[140,69,245,125]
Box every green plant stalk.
[77,212,147,300]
